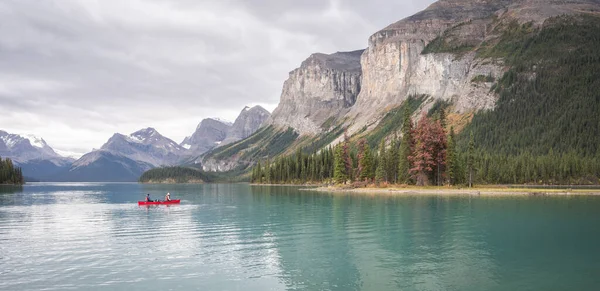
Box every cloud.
[0,0,434,157]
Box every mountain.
[57,128,185,182]
[267,50,363,135]
[0,130,73,180]
[100,128,186,167]
[198,0,600,180]
[57,151,154,182]
[180,118,232,156]
[221,106,271,146]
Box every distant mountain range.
[3,105,270,182]
[0,130,74,180]
[8,0,600,184]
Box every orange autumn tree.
[409,113,447,186]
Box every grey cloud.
[0,0,434,156]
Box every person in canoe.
[145,193,154,202]
[165,192,171,201]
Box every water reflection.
[2,183,600,291]
[0,185,23,194]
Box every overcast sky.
[0,0,434,158]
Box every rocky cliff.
[347,0,600,132]
[192,0,600,174]
[221,106,270,146]
[181,118,232,156]
[267,50,364,134]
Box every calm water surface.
[1,183,599,290]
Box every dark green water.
[1,183,599,290]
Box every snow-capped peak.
[128,128,159,143]
[0,132,48,149]
[25,134,48,149]
[1,134,18,148]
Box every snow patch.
[214,141,222,145]
[182,144,191,150]
[127,135,144,143]
[1,135,18,148]
[25,134,47,148]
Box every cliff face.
[348,0,600,132]
[197,0,600,173]
[267,50,364,134]
[181,118,232,156]
[221,106,270,146]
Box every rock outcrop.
[197,0,600,173]
[181,119,232,156]
[267,50,364,134]
[347,0,600,132]
[221,106,270,146]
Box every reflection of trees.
[0,185,23,194]
[0,185,23,206]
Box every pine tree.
[375,139,386,184]
[446,126,458,185]
[358,140,375,182]
[342,132,353,182]
[409,114,446,186]
[334,145,348,184]
[387,134,400,183]
[467,131,475,188]
[398,107,414,184]
[433,119,447,186]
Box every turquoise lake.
[1,183,599,290]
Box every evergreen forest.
[0,157,25,185]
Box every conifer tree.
[446,126,458,185]
[334,144,348,184]
[398,107,414,184]
[342,132,353,182]
[358,140,375,182]
[375,139,386,184]
[387,134,400,183]
[467,131,475,188]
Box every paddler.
[165,192,171,201]
[145,193,153,202]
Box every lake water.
[1,183,599,291]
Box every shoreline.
[302,186,600,196]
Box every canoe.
[138,199,180,206]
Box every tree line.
[251,104,600,186]
[252,108,475,186]
[139,166,213,183]
[0,157,24,185]
[251,16,600,187]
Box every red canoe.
[138,199,180,206]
